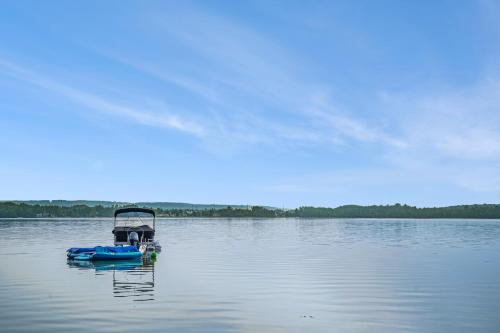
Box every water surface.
[0,218,499,332]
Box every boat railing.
[114,218,154,229]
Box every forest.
[1,202,500,219]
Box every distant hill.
[294,204,500,219]
[8,200,126,207]
[134,202,253,210]
[1,201,500,218]
[6,200,265,210]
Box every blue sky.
[1,0,500,207]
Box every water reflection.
[67,258,155,302]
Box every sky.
[1,0,500,208]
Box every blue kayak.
[67,245,142,261]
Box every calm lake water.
[0,218,499,332]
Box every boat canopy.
[113,207,156,237]
[114,207,155,218]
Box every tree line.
[1,201,500,218]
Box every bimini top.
[114,207,155,218]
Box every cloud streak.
[381,79,500,161]
[0,57,206,136]
[99,5,404,149]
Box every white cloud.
[97,5,404,150]
[436,128,500,159]
[261,77,500,201]
[372,79,500,196]
[0,57,206,136]
[306,92,408,147]
[386,79,500,161]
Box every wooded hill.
[1,202,500,218]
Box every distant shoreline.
[1,201,500,219]
[2,217,500,220]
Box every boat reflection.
[67,258,156,301]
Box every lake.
[0,218,499,332]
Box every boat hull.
[93,251,142,260]
[67,246,142,261]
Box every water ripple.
[1,218,500,332]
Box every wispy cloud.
[1,1,500,205]
[380,79,500,161]
[375,79,500,195]
[306,92,408,147]
[0,57,206,136]
[261,77,500,201]
[97,4,403,149]
[436,128,500,159]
